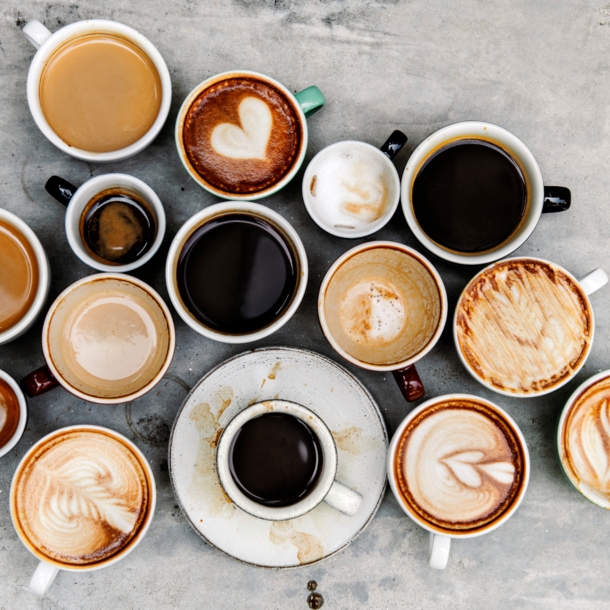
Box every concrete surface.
[1,1,610,608]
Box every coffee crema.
[39,34,162,153]
[182,76,302,195]
[0,219,39,333]
[394,398,525,533]
[562,376,610,508]
[11,429,150,566]
[456,259,592,395]
[0,379,20,449]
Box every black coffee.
[176,214,298,334]
[229,413,323,507]
[412,139,527,253]
[80,188,156,265]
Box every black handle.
[45,176,78,207]
[542,186,571,213]
[380,130,408,160]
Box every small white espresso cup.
[216,400,362,521]
[22,19,171,162]
[0,369,27,459]
[44,173,166,272]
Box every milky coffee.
[394,397,526,533]
[182,76,302,195]
[456,259,592,395]
[11,428,151,566]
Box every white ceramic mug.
[401,121,571,265]
[43,173,166,272]
[0,209,50,345]
[165,201,308,344]
[22,19,171,162]
[216,400,362,521]
[0,370,27,459]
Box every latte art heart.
[211,97,272,160]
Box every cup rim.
[387,393,530,538]
[301,140,401,238]
[453,255,595,397]
[400,120,544,265]
[63,173,166,272]
[175,69,309,200]
[165,201,308,344]
[41,273,175,404]
[317,241,448,371]
[0,209,50,345]
[9,424,157,571]
[216,400,337,521]
[26,19,172,162]
[0,370,28,459]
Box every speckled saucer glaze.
[169,347,388,568]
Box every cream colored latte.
[456,259,592,395]
[13,429,149,565]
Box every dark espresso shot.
[176,214,298,334]
[412,139,527,253]
[80,188,156,265]
[229,413,323,507]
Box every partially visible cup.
[0,370,27,459]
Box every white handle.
[23,20,52,49]
[29,561,59,596]
[579,268,608,296]
[323,480,362,516]
[428,533,451,569]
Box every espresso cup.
[176,70,325,199]
[318,242,448,402]
[23,19,171,162]
[302,130,407,238]
[166,201,308,343]
[216,400,362,521]
[454,257,607,397]
[21,274,175,404]
[0,370,27,459]
[388,394,530,569]
[556,370,610,509]
[10,425,156,595]
[401,121,571,265]
[0,209,50,345]
[44,174,165,272]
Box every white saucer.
[169,347,388,568]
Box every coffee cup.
[318,242,448,402]
[556,370,610,509]
[166,201,308,343]
[23,19,171,162]
[10,425,156,595]
[454,257,607,397]
[0,209,50,345]
[388,394,530,569]
[216,400,362,520]
[302,131,407,238]
[401,121,571,265]
[44,174,165,272]
[0,370,27,458]
[176,70,325,199]
[21,274,175,404]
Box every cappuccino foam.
[456,259,592,395]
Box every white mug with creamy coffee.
[388,394,530,569]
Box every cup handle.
[294,86,326,119]
[45,176,78,207]
[428,533,451,569]
[579,268,608,296]
[380,130,408,161]
[29,561,59,596]
[392,364,425,402]
[323,480,363,516]
[21,365,59,398]
[23,20,52,50]
[542,186,571,213]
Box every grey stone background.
[1,0,609,608]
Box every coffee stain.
[248,395,262,407]
[310,175,317,196]
[332,426,378,455]
[20,156,35,203]
[269,520,324,564]
[261,378,267,389]
[268,361,282,380]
